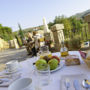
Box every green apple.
[35,59,47,70]
[48,59,58,70]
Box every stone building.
[37,30,44,36]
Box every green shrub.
[70,37,81,49]
[64,37,81,50]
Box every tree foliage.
[48,15,83,39]
[18,23,25,45]
[69,17,83,34]
[18,24,24,39]
[0,24,13,41]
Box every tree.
[0,24,13,41]
[39,25,44,30]
[53,15,72,38]
[18,23,24,43]
[48,22,54,29]
[69,17,83,34]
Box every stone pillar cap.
[51,24,64,31]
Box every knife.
[73,80,81,90]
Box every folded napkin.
[79,50,87,59]
[0,73,21,87]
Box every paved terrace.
[0,48,31,64]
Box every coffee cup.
[6,60,19,72]
[8,78,34,90]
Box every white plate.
[33,62,65,73]
[50,63,65,73]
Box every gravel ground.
[0,48,31,64]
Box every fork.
[65,78,70,90]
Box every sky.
[0,0,90,31]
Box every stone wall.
[0,38,9,51]
[37,30,44,36]
[9,39,19,49]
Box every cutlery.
[0,80,3,84]
[65,78,70,90]
[73,80,81,90]
[82,79,90,89]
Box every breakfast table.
[0,51,90,90]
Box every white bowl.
[8,78,34,90]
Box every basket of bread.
[79,50,90,68]
[65,55,80,66]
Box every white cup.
[8,78,34,90]
[6,60,19,72]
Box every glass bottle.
[60,41,68,57]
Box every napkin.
[79,50,86,59]
[0,73,21,87]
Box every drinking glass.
[38,45,52,59]
[35,64,50,86]
[40,45,49,53]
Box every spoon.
[65,78,70,90]
[82,79,90,89]
[0,80,3,84]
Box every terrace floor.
[0,47,31,64]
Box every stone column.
[9,40,15,48]
[51,24,64,51]
[84,14,90,33]
[13,39,19,49]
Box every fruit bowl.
[34,55,62,72]
[50,63,64,73]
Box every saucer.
[5,66,21,74]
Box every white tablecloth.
[0,51,90,90]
